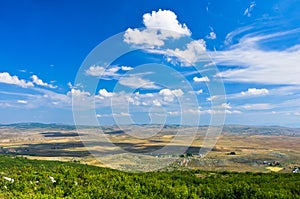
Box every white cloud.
[241,88,269,96]
[206,95,217,101]
[226,110,242,114]
[17,100,28,104]
[85,65,105,76]
[0,72,33,88]
[125,92,159,107]
[121,66,133,71]
[124,9,191,47]
[31,75,57,88]
[85,65,120,79]
[152,99,162,107]
[67,82,73,89]
[242,103,274,110]
[67,89,90,97]
[215,28,300,85]
[113,112,131,117]
[119,75,159,89]
[206,31,216,40]
[222,103,231,109]
[36,88,71,107]
[244,1,256,17]
[193,76,210,82]
[143,9,190,35]
[98,89,114,97]
[168,111,180,116]
[205,109,241,115]
[159,88,184,102]
[196,89,203,94]
[165,39,207,66]
[124,29,165,47]
[0,87,73,109]
[107,67,119,73]
[189,89,203,95]
[98,112,131,118]
[124,10,208,66]
[184,109,201,114]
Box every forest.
[0,155,299,198]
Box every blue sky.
[1,0,300,127]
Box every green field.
[0,155,299,199]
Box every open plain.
[0,123,299,172]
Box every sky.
[1,0,300,127]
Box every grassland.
[0,123,299,172]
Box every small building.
[293,167,299,173]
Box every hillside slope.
[0,155,299,198]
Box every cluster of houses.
[263,160,280,166]
[292,167,299,173]
[2,147,29,154]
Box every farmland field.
[1,123,299,173]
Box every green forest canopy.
[0,155,299,199]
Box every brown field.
[0,125,299,172]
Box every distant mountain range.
[222,125,300,136]
[0,123,300,136]
[0,123,76,130]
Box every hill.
[0,155,299,198]
[1,123,300,136]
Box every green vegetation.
[0,155,299,198]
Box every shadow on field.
[1,140,208,157]
[41,132,82,137]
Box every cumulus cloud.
[85,65,120,79]
[152,99,162,107]
[31,75,57,88]
[159,88,184,102]
[67,89,90,97]
[121,66,134,71]
[124,10,208,66]
[98,89,114,97]
[124,9,191,47]
[124,29,165,47]
[143,9,190,35]
[241,88,269,96]
[164,39,207,66]
[193,76,210,82]
[0,72,33,88]
[85,65,105,76]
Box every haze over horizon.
[1,1,300,127]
